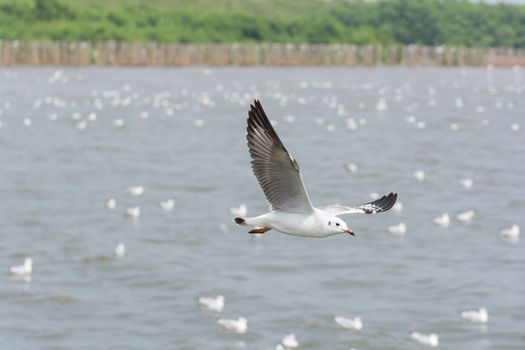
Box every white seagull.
[217,317,248,333]
[114,243,126,257]
[281,333,299,348]
[334,316,363,330]
[433,213,450,228]
[198,295,225,312]
[411,332,439,347]
[500,224,520,241]
[461,308,488,323]
[126,186,144,196]
[234,100,397,237]
[10,257,32,276]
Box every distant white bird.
[376,98,388,111]
[217,317,248,333]
[114,243,126,257]
[456,210,475,222]
[76,120,87,130]
[283,115,295,123]
[71,112,82,121]
[23,118,32,127]
[281,334,299,348]
[233,100,397,238]
[105,198,117,210]
[125,206,141,219]
[433,213,450,228]
[461,308,488,323]
[345,163,358,173]
[113,118,124,127]
[460,178,473,189]
[411,332,439,347]
[392,202,403,212]
[405,115,416,124]
[160,199,175,211]
[193,119,205,127]
[334,316,363,330]
[388,222,407,236]
[126,186,144,196]
[511,123,520,131]
[500,224,520,241]
[345,118,358,130]
[10,258,32,276]
[198,295,225,312]
[229,204,247,217]
[450,123,459,131]
[414,170,426,181]
[369,192,380,200]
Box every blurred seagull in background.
[411,332,439,347]
[198,295,225,312]
[105,198,117,210]
[281,334,299,348]
[160,199,175,211]
[234,100,397,238]
[10,257,32,276]
[125,206,141,219]
[461,308,488,323]
[387,222,407,236]
[500,224,520,241]
[456,210,475,222]
[392,201,403,212]
[217,317,248,333]
[229,204,247,217]
[460,178,473,189]
[334,316,363,330]
[413,170,426,181]
[114,243,126,258]
[434,213,450,227]
[126,186,144,196]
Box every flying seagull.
[234,100,397,238]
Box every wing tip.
[367,192,397,213]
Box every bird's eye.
[336,222,340,226]
[328,221,331,226]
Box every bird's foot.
[249,226,271,234]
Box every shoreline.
[1,41,524,67]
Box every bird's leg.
[249,226,271,234]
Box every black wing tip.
[249,99,263,116]
[368,192,397,213]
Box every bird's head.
[325,217,354,236]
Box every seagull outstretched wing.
[246,100,314,213]
[319,192,397,216]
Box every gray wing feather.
[320,192,397,216]
[247,100,313,213]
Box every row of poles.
[1,41,524,66]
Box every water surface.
[0,67,523,350]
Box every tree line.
[0,0,524,48]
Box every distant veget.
[234,100,397,238]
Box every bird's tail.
[234,217,247,226]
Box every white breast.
[266,210,330,237]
